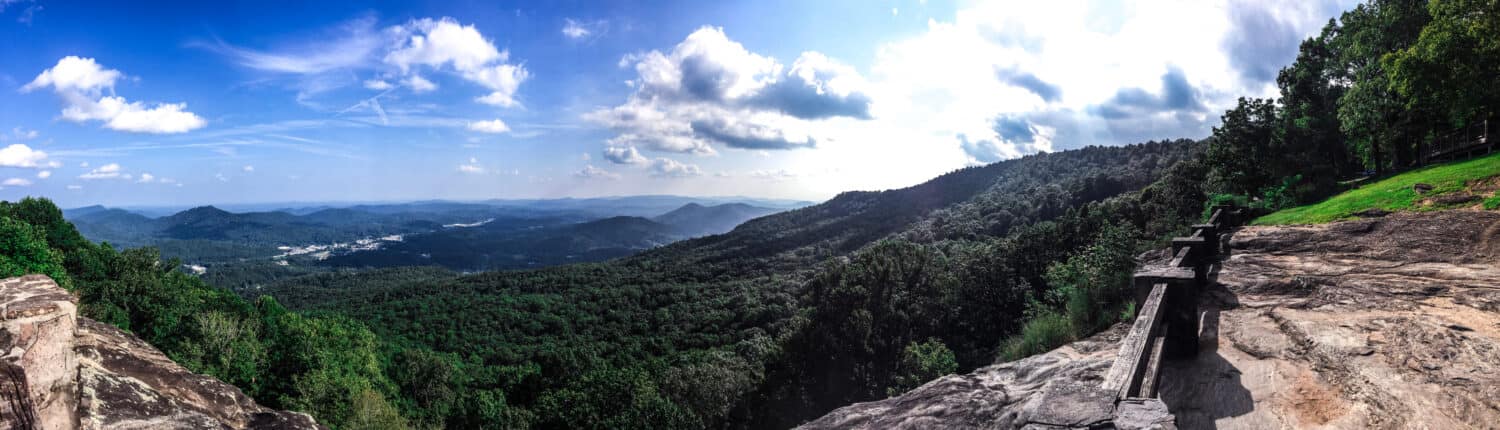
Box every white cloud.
[562,19,591,39]
[216,173,229,182]
[22,56,207,134]
[576,0,1350,198]
[78,161,89,168]
[79,163,124,180]
[242,165,255,172]
[0,143,51,168]
[467,119,510,134]
[574,164,620,180]
[404,74,437,93]
[2,178,31,187]
[385,17,530,107]
[562,19,607,41]
[750,169,797,181]
[137,173,155,183]
[648,158,703,178]
[36,170,50,179]
[586,26,872,162]
[363,79,394,90]
[602,146,649,165]
[209,16,529,109]
[66,185,82,190]
[207,17,381,74]
[9,127,39,140]
[458,157,485,174]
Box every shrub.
[999,311,1073,362]
[887,338,958,396]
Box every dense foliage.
[14,2,1493,427]
[1204,0,1500,212]
[251,139,1212,428]
[1,198,409,430]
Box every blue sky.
[0,0,1358,207]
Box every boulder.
[0,276,322,430]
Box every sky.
[0,0,1361,207]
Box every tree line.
[1206,0,1499,208]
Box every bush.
[999,311,1073,362]
[887,338,958,396]
[0,216,69,287]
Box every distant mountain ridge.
[653,202,780,237]
[62,198,791,272]
[318,202,783,271]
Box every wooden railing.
[1100,205,1242,400]
[1017,206,1244,428]
[1425,118,1491,163]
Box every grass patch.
[1486,195,1500,210]
[1255,152,1500,225]
[998,311,1074,362]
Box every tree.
[1334,0,1433,172]
[0,216,68,286]
[1387,0,1500,125]
[1276,21,1354,196]
[1206,98,1279,196]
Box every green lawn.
[1254,152,1500,225]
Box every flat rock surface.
[797,325,1122,430]
[800,210,1500,429]
[1162,210,1500,429]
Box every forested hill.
[256,138,1212,428]
[637,141,1202,274]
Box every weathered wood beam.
[1168,246,1192,268]
[1101,282,1168,399]
[1136,326,1168,398]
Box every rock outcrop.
[801,210,1500,429]
[0,275,321,430]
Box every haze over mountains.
[63,196,801,275]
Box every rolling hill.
[254,139,1209,428]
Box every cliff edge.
[800,210,1500,429]
[0,275,321,430]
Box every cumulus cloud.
[996,67,1063,103]
[0,144,54,168]
[602,146,648,165]
[586,26,871,159]
[137,173,155,183]
[36,170,50,179]
[22,56,206,134]
[403,74,437,93]
[574,164,620,180]
[467,119,510,133]
[385,17,530,106]
[648,158,703,178]
[242,165,255,172]
[79,163,126,180]
[1092,66,1206,119]
[2,178,31,187]
[1221,0,1344,85]
[209,16,529,108]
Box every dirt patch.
[1283,371,1349,426]
[1466,176,1500,195]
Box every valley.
[63,197,797,290]
[4,0,1500,428]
